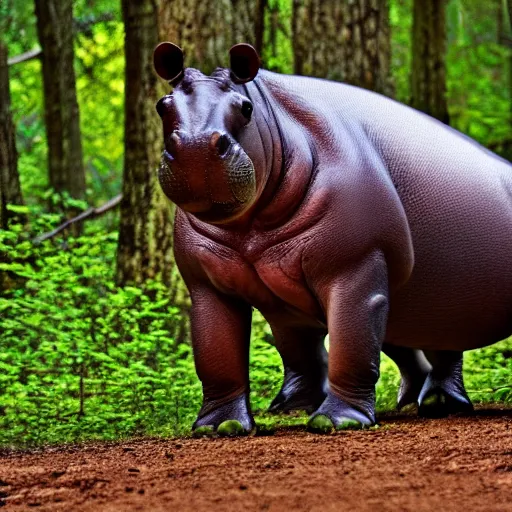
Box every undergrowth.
[0,211,511,448]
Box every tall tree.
[34,0,86,203]
[292,0,393,96]
[410,0,449,123]
[158,0,264,72]
[116,0,173,288]
[0,42,24,230]
[117,0,196,344]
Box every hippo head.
[153,42,263,224]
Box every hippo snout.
[158,130,256,222]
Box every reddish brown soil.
[1,408,511,511]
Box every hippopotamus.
[153,42,512,435]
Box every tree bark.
[158,0,262,73]
[117,0,173,288]
[117,0,193,344]
[292,0,393,96]
[254,0,267,57]
[34,0,86,202]
[411,0,449,124]
[0,42,24,230]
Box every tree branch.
[8,11,117,67]
[33,194,122,244]
[8,48,42,66]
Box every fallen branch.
[33,194,122,244]
[8,48,42,66]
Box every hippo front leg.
[308,252,388,433]
[190,286,254,437]
[268,325,328,414]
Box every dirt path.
[1,408,511,511]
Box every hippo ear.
[154,42,184,83]
[229,44,260,84]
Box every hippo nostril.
[215,133,231,157]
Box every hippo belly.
[194,238,325,326]
[385,152,512,351]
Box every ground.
[0,407,511,511]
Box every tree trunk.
[411,0,449,124]
[0,42,23,230]
[117,0,173,288]
[34,0,85,203]
[158,0,262,73]
[292,0,393,96]
[254,0,267,57]
[117,0,196,344]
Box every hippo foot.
[192,394,254,437]
[307,391,374,434]
[268,368,328,415]
[396,372,429,410]
[418,372,473,418]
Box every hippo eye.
[241,101,253,121]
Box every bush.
[1,211,200,445]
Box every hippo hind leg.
[418,350,473,418]
[268,324,328,415]
[384,345,473,417]
[382,344,431,410]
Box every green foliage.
[1,213,510,448]
[446,0,511,153]
[0,213,198,446]
[6,4,125,206]
[390,0,512,156]
[390,0,413,103]
[0,0,510,449]
[75,21,125,201]
[0,212,281,446]
[464,340,512,403]
[262,0,294,73]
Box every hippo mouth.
[221,143,256,204]
[158,144,256,223]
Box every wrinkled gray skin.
[155,47,512,435]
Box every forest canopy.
[0,0,511,447]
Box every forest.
[0,0,511,448]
